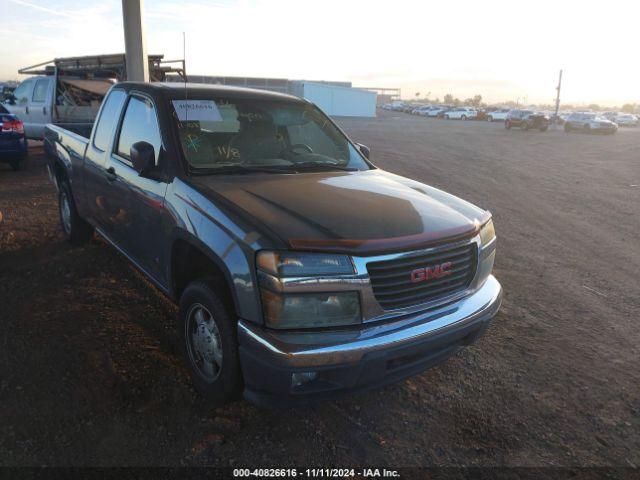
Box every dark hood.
[190,169,489,255]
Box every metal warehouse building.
[174,75,378,117]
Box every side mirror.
[130,141,156,175]
[356,143,370,160]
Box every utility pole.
[122,0,149,82]
[554,69,563,121]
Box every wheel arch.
[168,231,241,316]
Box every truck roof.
[116,81,304,102]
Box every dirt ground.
[0,113,638,468]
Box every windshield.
[172,97,370,173]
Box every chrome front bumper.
[238,275,502,369]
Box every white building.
[175,75,378,118]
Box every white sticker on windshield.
[172,100,223,122]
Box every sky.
[0,0,638,106]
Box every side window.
[32,79,49,103]
[12,80,32,106]
[93,90,127,152]
[116,96,162,163]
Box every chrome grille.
[366,243,477,310]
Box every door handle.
[105,166,117,181]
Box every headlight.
[257,251,361,329]
[476,218,496,287]
[260,290,361,329]
[479,219,495,246]
[257,251,355,277]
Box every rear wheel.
[59,181,94,244]
[179,279,242,404]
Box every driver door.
[103,93,169,284]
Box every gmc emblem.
[410,262,453,283]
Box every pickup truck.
[45,82,502,406]
[4,54,184,140]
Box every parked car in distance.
[427,106,450,117]
[563,113,618,134]
[444,107,478,120]
[613,113,638,127]
[0,105,28,170]
[486,108,510,122]
[416,106,437,116]
[44,82,502,406]
[505,109,550,131]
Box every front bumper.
[238,275,502,407]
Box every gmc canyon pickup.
[45,82,502,406]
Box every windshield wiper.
[189,165,298,175]
[291,162,359,172]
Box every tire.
[487,116,493,122]
[59,181,94,244]
[444,115,450,120]
[583,124,591,134]
[539,125,548,132]
[505,121,511,129]
[178,279,242,404]
[521,121,529,131]
[461,115,467,121]
[564,124,571,133]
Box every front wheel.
[179,279,242,404]
[521,121,530,131]
[59,181,94,244]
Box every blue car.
[0,104,28,170]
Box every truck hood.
[189,169,489,255]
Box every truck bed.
[43,123,92,164]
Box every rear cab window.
[31,79,50,103]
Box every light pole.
[122,0,149,82]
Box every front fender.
[164,179,281,323]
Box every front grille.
[367,243,477,310]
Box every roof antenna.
[183,31,187,124]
